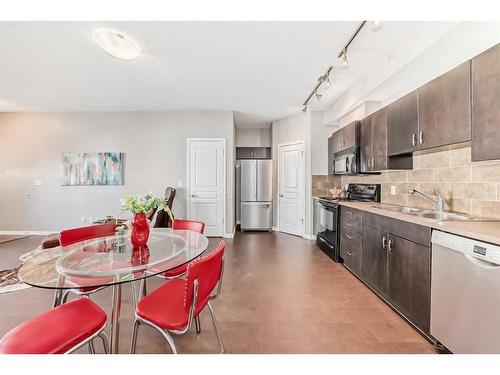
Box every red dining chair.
[144,219,205,332]
[130,240,225,354]
[58,224,117,305]
[0,298,108,354]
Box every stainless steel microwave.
[332,147,359,175]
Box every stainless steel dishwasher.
[431,230,500,353]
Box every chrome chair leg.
[195,316,201,334]
[88,340,96,354]
[98,331,109,354]
[130,319,140,354]
[61,290,71,304]
[207,301,224,354]
[141,278,147,298]
[131,282,138,307]
[159,329,177,354]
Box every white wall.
[0,111,235,234]
[235,127,271,147]
[271,112,313,238]
[326,22,500,123]
[310,111,337,176]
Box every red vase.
[131,213,150,247]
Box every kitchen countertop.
[339,201,500,246]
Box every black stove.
[314,183,380,262]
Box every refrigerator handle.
[255,161,258,200]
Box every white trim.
[276,140,306,237]
[186,138,227,237]
[272,226,279,232]
[0,230,54,236]
[303,234,316,241]
[223,225,236,239]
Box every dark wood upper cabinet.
[236,147,271,159]
[360,115,372,172]
[387,234,431,333]
[472,43,500,162]
[387,90,419,155]
[329,121,360,154]
[371,108,388,171]
[418,61,471,150]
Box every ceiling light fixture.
[302,65,333,112]
[371,20,383,30]
[93,29,141,60]
[341,48,349,68]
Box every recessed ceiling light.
[371,21,383,30]
[93,29,141,60]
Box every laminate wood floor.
[0,232,437,354]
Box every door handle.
[412,133,417,146]
[279,194,284,197]
[419,131,424,145]
[191,193,198,198]
[388,239,394,253]
[382,236,387,249]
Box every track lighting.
[340,48,349,68]
[302,65,333,112]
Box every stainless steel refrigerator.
[240,159,273,231]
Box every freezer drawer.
[241,202,272,230]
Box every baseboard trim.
[302,234,316,241]
[223,225,236,239]
[272,226,279,232]
[0,230,54,236]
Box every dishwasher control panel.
[432,230,500,266]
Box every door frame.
[276,140,306,236]
[186,138,227,237]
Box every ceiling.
[0,21,459,127]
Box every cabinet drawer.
[341,207,362,225]
[341,242,362,275]
[341,231,362,250]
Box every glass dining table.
[17,228,209,354]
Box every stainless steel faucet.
[408,189,445,214]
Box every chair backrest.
[172,219,205,234]
[153,187,177,228]
[184,240,225,312]
[60,224,117,246]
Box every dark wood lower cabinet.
[361,225,388,295]
[344,210,432,337]
[387,234,431,333]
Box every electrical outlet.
[80,217,85,223]
[88,217,93,223]
[34,180,43,186]
[390,185,397,195]
[178,180,183,188]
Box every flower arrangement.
[120,192,173,219]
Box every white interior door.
[187,139,225,237]
[278,142,304,236]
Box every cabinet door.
[387,90,419,155]
[360,116,372,172]
[330,130,342,154]
[361,225,388,294]
[418,61,471,150]
[472,43,500,162]
[387,234,431,333]
[328,135,334,174]
[342,121,359,150]
[371,108,388,171]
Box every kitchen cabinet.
[328,135,334,174]
[360,108,388,172]
[387,234,431,333]
[418,61,471,150]
[342,209,432,335]
[472,43,500,162]
[387,90,419,155]
[361,224,388,294]
[340,207,363,274]
[236,147,271,159]
[329,121,360,154]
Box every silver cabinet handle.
[419,131,424,144]
[346,234,353,239]
[412,133,417,146]
[382,236,387,249]
[388,239,394,253]
[346,211,352,215]
[345,222,352,227]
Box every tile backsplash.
[341,146,500,219]
[312,175,342,197]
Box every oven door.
[314,200,338,246]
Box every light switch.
[34,180,43,186]
[178,180,183,188]
[390,185,397,195]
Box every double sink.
[372,204,482,222]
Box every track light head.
[302,104,308,112]
[340,48,349,68]
[314,91,322,100]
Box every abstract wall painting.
[61,152,124,186]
